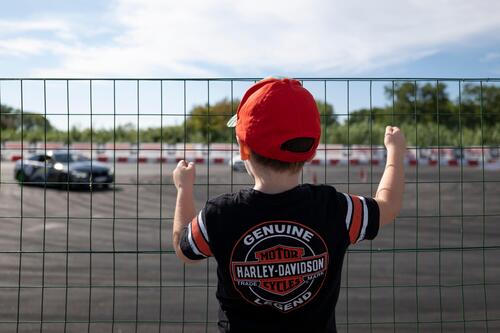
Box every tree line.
[1,82,499,146]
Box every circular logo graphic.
[230,220,329,313]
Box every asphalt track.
[0,161,499,333]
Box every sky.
[1,0,500,129]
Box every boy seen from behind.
[172,78,406,333]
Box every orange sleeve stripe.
[349,195,362,243]
[191,217,212,257]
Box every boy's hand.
[376,126,406,226]
[384,126,406,153]
[173,160,196,191]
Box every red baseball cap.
[227,77,321,163]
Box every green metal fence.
[0,78,499,332]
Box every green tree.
[185,98,237,143]
[461,83,500,128]
[185,98,336,143]
[383,82,455,126]
[1,104,16,129]
[1,104,53,132]
[316,101,337,126]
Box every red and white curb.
[5,154,496,168]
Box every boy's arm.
[172,160,201,264]
[375,126,406,227]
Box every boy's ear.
[239,142,251,160]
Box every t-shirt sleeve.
[337,192,380,244]
[179,208,213,260]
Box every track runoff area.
[0,150,499,332]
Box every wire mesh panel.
[0,78,499,333]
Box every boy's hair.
[249,137,315,173]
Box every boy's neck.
[252,171,301,194]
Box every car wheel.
[15,171,26,183]
[58,174,69,189]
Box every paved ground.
[0,161,499,333]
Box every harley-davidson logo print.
[230,221,329,313]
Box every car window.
[29,155,50,162]
[74,154,90,162]
[53,154,71,163]
[53,153,90,163]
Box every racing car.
[14,151,114,189]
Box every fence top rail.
[0,77,500,81]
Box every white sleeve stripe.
[357,196,369,242]
[187,223,204,257]
[197,211,209,242]
[342,193,353,230]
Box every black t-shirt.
[180,184,379,333]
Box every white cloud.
[2,0,500,77]
[0,38,71,57]
[0,18,70,35]
[481,52,500,62]
[0,17,80,60]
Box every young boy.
[172,78,405,333]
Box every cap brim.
[227,114,238,127]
